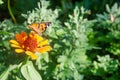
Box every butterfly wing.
[29,22,51,34]
[28,23,40,34]
[39,22,51,32]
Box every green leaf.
[21,64,31,80]
[0,30,10,35]
[0,68,10,80]
[106,4,110,12]
[56,29,66,36]
[42,53,49,63]
[3,41,10,50]
[21,61,42,80]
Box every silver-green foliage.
[54,6,94,80]
[92,55,119,75]
[96,3,120,55]
[22,0,59,24]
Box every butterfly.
[28,22,51,35]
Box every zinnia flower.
[9,32,51,60]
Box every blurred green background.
[0,0,119,23]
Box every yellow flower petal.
[25,51,33,55]
[15,49,24,53]
[37,46,51,53]
[25,51,38,60]
[30,54,38,60]
[36,35,43,42]
[10,44,21,48]
[9,40,19,45]
[38,40,48,47]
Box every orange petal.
[29,32,38,39]
[15,49,24,53]
[29,32,35,38]
[20,32,27,37]
[29,32,43,42]
[10,44,21,48]
[15,32,27,44]
[25,51,38,60]
[9,40,19,45]
[37,46,51,53]
[38,40,48,47]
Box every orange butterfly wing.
[28,23,40,34]
[28,22,51,34]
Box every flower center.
[23,37,38,52]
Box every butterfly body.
[28,22,51,34]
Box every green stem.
[19,56,30,68]
[8,0,17,24]
[23,56,30,65]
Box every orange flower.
[9,32,51,60]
